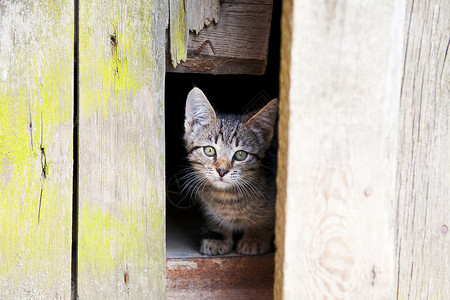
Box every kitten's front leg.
[237,227,273,255]
[200,225,233,256]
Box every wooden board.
[187,0,220,34]
[78,0,167,298]
[0,1,73,298]
[167,255,274,300]
[167,0,273,75]
[275,0,404,298]
[169,0,188,67]
[395,0,450,298]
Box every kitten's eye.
[234,150,248,161]
[203,146,216,157]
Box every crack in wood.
[38,185,43,225]
[40,146,47,180]
[110,28,119,77]
[38,148,47,224]
[37,111,47,225]
[371,265,377,286]
[29,121,33,148]
[27,99,36,156]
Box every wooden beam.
[275,0,404,298]
[167,0,273,75]
[167,255,274,300]
[0,1,73,297]
[78,0,167,298]
[395,0,450,298]
[187,0,220,34]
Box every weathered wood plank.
[169,0,188,67]
[0,1,73,298]
[167,55,267,75]
[395,1,450,298]
[167,255,274,300]
[188,0,272,60]
[167,0,273,74]
[78,0,167,298]
[275,0,404,298]
[187,0,220,34]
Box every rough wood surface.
[167,0,273,74]
[0,1,73,298]
[78,0,167,298]
[167,255,274,300]
[166,55,267,75]
[395,1,450,298]
[187,0,220,34]
[169,0,188,67]
[275,0,405,298]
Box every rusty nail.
[124,271,129,285]
[194,40,216,55]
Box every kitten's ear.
[245,99,278,144]
[185,88,216,132]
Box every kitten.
[183,87,278,255]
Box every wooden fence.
[276,0,449,299]
[0,0,448,299]
[1,1,166,298]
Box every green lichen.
[78,195,164,274]
[170,0,188,67]
[0,1,73,288]
[77,1,166,297]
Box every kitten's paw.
[200,239,233,256]
[237,238,271,255]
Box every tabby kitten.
[183,87,278,255]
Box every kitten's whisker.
[181,171,209,204]
[179,170,198,181]
[237,177,267,200]
[177,169,208,207]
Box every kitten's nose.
[216,168,229,178]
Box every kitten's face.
[184,88,278,191]
[187,120,260,189]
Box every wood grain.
[395,0,450,298]
[0,1,73,298]
[275,0,404,298]
[78,0,167,298]
[167,255,274,300]
[167,0,273,74]
[169,0,188,67]
[187,0,220,34]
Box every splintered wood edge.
[166,0,272,74]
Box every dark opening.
[165,1,280,258]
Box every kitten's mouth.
[212,178,231,189]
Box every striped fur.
[183,87,278,255]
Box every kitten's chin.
[211,179,233,189]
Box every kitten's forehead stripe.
[229,123,240,145]
[215,119,223,144]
